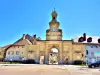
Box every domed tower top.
[49,8,59,25]
[46,9,62,41]
[51,9,58,21]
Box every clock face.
[52,28,56,32]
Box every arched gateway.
[3,9,85,65]
[49,48,59,64]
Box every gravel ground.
[0,65,71,75]
[0,65,100,75]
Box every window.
[16,51,20,55]
[75,51,81,53]
[8,51,10,55]
[95,45,98,48]
[28,51,33,54]
[22,52,23,54]
[12,51,14,55]
[91,45,93,48]
[86,50,88,55]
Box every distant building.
[73,35,100,63]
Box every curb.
[0,64,40,66]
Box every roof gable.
[13,39,32,45]
[2,44,11,50]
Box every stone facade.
[3,41,85,64]
[0,10,86,64]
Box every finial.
[51,7,57,20]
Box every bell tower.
[46,10,62,40]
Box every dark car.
[21,59,36,64]
[88,61,100,68]
[73,60,85,65]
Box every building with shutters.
[86,44,100,64]
[73,35,100,64]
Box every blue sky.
[0,0,100,47]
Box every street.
[0,65,100,75]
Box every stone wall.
[72,43,86,62]
[4,41,86,64]
[0,47,4,61]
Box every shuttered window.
[16,51,20,55]
[8,51,10,55]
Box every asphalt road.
[0,65,71,75]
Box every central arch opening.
[51,48,58,53]
[49,48,59,65]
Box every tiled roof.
[13,34,34,45]
[2,44,12,49]
[3,34,41,50]
[13,39,32,45]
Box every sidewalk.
[0,64,40,66]
[64,65,92,75]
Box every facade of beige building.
[0,10,86,64]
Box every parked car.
[88,61,100,68]
[21,59,36,64]
[73,60,84,65]
[4,56,23,62]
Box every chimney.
[23,34,26,39]
[83,33,86,41]
[33,34,36,39]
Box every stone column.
[45,44,49,64]
[35,45,40,64]
[69,45,73,64]
[24,45,28,60]
[59,43,63,64]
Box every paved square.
[0,65,71,75]
[0,65,100,75]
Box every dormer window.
[87,37,92,42]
